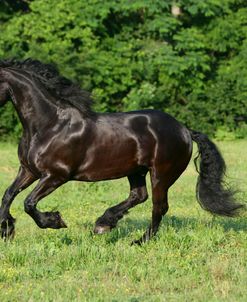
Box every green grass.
[0,140,246,302]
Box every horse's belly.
[74,163,138,181]
[73,140,150,181]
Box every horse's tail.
[190,130,244,216]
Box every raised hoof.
[40,211,67,229]
[54,212,67,229]
[58,218,67,229]
[94,225,112,234]
[51,212,67,229]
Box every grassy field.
[0,140,246,302]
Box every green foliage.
[0,103,22,140]
[0,0,246,140]
[215,123,247,140]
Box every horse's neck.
[7,71,57,135]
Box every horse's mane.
[0,58,94,116]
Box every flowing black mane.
[0,58,94,116]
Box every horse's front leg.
[24,175,67,229]
[0,166,36,240]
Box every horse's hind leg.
[94,173,148,234]
[132,174,169,245]
[0,166,36,240]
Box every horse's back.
[99,109,192,153]
[95,109,192,168]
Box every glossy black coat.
[0,59,242,244]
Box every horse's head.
[0,69,9,106]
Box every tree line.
[0,0,246,139]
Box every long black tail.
[190,130,244,217]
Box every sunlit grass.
[0,140,246,301]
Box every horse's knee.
[137,187,148,203]
[24,198,34,214]
[130,189,148,205]
[139,192,148,203]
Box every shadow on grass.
[59,214,247,245]
[103,214,247,244]
[215,217,247,232]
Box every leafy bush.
[0,0,246,140]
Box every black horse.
[0,59,243,244]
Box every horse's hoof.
[50,211,67,229]
[59,218,67,228]
[94,225,111,234]
[55,213,67,228]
